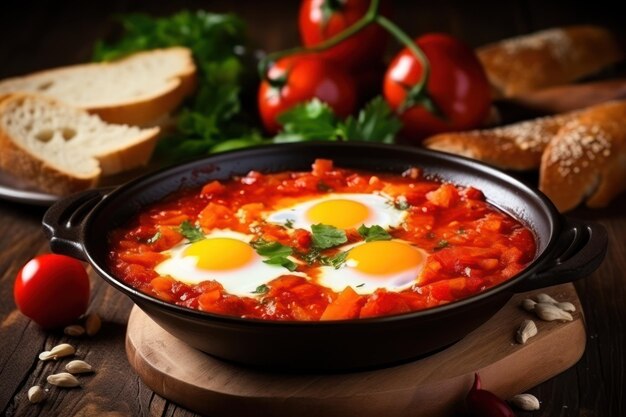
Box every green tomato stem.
[258,0,381,79]
[374,15,430,104]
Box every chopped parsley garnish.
[284,219,295,229]
[356,283,365,288]
[252,284,269,294]
[394,199,410,210]
[357,224,392,242]
[435,239,449,250]
[317,181,333,192]
[263,256,297,271]
[301,248,322,265]
[457,227,466,235]
[253,241,293,258]
[320,251,349,269]
[252,240,297,271]
[179,220,205,242]
[310,224,347,249]
[147,231,161,244]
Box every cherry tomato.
[383,33,492,141]
[258,55,357,133]
[299,0,390,70]
[14,254,90,328]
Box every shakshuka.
[108,159,536,320]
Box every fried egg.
[154,230,299,296]
[317,240,427,294]
[266,193,407,230]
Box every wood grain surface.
[1,1,625,416]
[125,284,585,417]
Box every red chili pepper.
[466,373,515,417]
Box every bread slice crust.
[0,94,160,196]
[0,47,197,125]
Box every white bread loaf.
[0,47,196,125]
[0,94,160,195]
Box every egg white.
[154,229,303,296]
[265,193,407,230]
[317,240,427,295]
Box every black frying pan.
[42,143,607,371]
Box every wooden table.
[1,1,625,416]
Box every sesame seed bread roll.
[477,25,623,97]
[540,100,626,212]
[423,111,577,171]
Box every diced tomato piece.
[426,277,468,301]
[360,291,411,318]
[120,251,165,268]
[198,202,235,230]
[462,187,485,201]
[321,287,364,320]
[312,159,333,176]
[426,184,459,208]
[201,180,226,197]
[268,276,308,292]
[478,258,500,270]
[293,229,311,250]
[198,290,222,310]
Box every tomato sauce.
[107,159,536,321]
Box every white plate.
[0,170,58,206]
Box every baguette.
[0,47,196,125]
[0,94,160,195]
[540,100,626,212]
[423,111,577,171]
[477,25,623,97]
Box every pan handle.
[513,218,608,292]
[42,188,112,261]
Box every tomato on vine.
[14,254,90,328]
[258,55,357,133]
[383,33,492,141]
[299,0,390,70]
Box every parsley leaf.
[273,97,402,144]
[301,248,322,265]
[179,221,205,242]
[339,97,402,143]
[284,219,295,229]
[252,240,297,271]
[357,224,392,242]
[436,240,449,250]
[394,198,411,210]
[263,256,297,271]
[356,283,365,288]
[93,11,257,164]
[147,231,161,244]
[320,251,349,269]
[252,284,269,294]
[273,99,339,143]
[311,224,347,249]
[253,241,293,258]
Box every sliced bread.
[0,94,160,195]
[0,47,197,125]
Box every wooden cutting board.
[126,283,585,417]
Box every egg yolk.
[347,241,423,275]
[184,238,254,270]
[306,199,371,229]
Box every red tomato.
[299,0,390,70]
[258,56,356,133]
[14,254,90,328]
[383,33,492,141]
